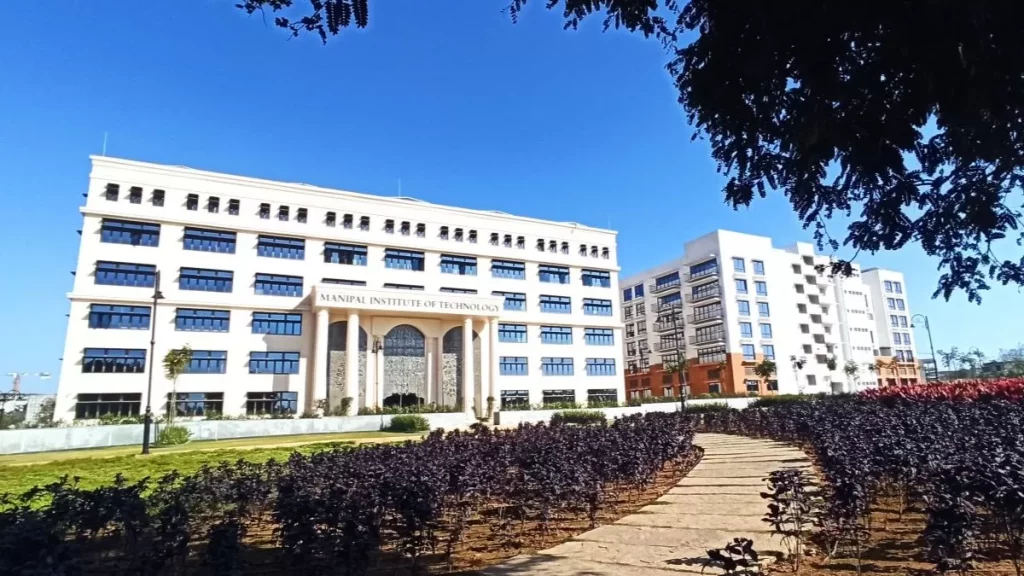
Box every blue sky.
[1,1,1019,392]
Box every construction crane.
[6,372,51,393]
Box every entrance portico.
[311,285,503,415]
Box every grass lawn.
[0,431,423,497]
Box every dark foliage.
[762,468,818,572]
[703,537,761,574]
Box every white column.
[462,317,475,416]
[435,336,445,403]
[345,312,359,415]
[375,337,385,408]
[478,319,490,418]
[314,309,329,409]
[489,319,499,402]
[425,337,435,405]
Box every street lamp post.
[911,314,938,381]
[141,271,164,455]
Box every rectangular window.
[585,358,616,376]
[899,316,908,328]
[887,297,896,310]
[894,281,903,294]
[583,298,613,316]
[541,357,574,376]
[180,267,233,293]
[152,189,164,206]
[228,199,240,215]
[538,264,570,284]
[249,351,300,374]
[755,281,767,296]
[175,308,230,332]
[735,279,748,294]
[104,183,120,201]
[359,216,370,230]
[383,283,424,291]
[246,391,298,415]
[739,322,753,338]
[543,389,575,405]
[655,271,680,288]
[384,219,395,233]
[884,280,893,292]
[587,388,617,405]
[540,326,573,344]
[896,299,905,311]
[636,302,646,316]
[325,211,337,226]
[259,203,271,219]
[752,260,765,275]
[691,281,720,301]
[324,242,368,265]
[440,254,477,275]
[758,302,770,317]
[257,235,305,259]
[737,300,750,316]
[440,287,477,294]
[892,333,902,345]
[634,284,645,298]
[733,257,745,272]
[494,291,526,311]
[741,344,756,361]
[416,223,426,237]
[694,325,725,344]
[581,269,611,287]
[207,196,220,213]
[693,302,723,322]
[697,346,727,365]
[186,194,199,210]
[760,323,773,338]
[340,213,352,228]
[498,323,527,343]
[88,304,151,329]
[500,389,529,409]
[890,314,899,327]
[584,328,614,345]
[82,348,146,373]
[400,221,410,235]
[170,392,224,417]
[75,393,142,419]
[540,295,571,313]
[499,356,528,375]
[254,273,303,297]
[623,287,633,302]
[491,259,526,279]
[100,219,160,247]
[95,261,156,287]
[761,345,776,360]
[253,312,302,335]
[746,380,760,393]
[384,248,425,271]
[690,259,718,280]
[624,306,634,320]
[278,205,289,221]
[322,278,367,286]
[184,350,227,374]
[183,227,236,253]
[293,208,306,223]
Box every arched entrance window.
[382,325,427,407]
[441,326,481,408]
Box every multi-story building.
[620,230,919,398]
[55,157,623,421]
[862,269,922,386]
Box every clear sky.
[1,1,1019,393]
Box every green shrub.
[639,396,681,404]
[155,425,192,446]
[749,394,815,408]
[385,414,430,432]
[359,403,460,415]
[550,410,607,426]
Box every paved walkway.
[479,433,811,575]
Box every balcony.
[657,300,683,313]
[685,287,721,304]
[687,310,724,325]
[686,267,719,283]
[689,331,726,346]
[650,278,681,294]
[653,318,683,332]
[653,340,683,353]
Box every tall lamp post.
[911,314,938,381]
[141,271,164,455]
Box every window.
[186,194,199,210]
[498,323,527,343]
[183,227,236,253]
[540,326,573,344]
[384,219,395,233]
[733,257,745,272]
[602,248,610,259]
[707,382,722,394]
[739,322,753,338]
[758,302,770,317]
[624,306,634,320]
[259,203,271,219]
[741,344,756,361]
[501,390,529,409]
[760,323,773,338]
[440,287,477,294]
[384,248,425,271]
[761,345,775,360]
[359,216,370,231]
[795,284,805,294]
[170,393,224,417]
[82,348,146,373]
[586,358,616,376]
[324,242,368,265]
[637,302,646,316]
[540,295,571,313]
[100,219,160,246]
[588,389,617,405]
[753,260,765,275]
[249,351,300,374]
[884,280,893,292]
[504,234,513,247]
[693,303,722,322]
[697,346,727,364]
[806,375,817,387]
[623,287,633,302]
[634,284,645,298]
[494,291,526,311]
[582,269,611,287]
[253,312,302,335]
[541,358,574,376]
[690,259,718,280]
[894,281,903,294]
[278,205,289,221]
[207,196,220,213]
[691,281,720,301]
[737,300,750,316]
[104,183,119,201]
[580,298,611,316]
[896,299,905,311]
[246,392,298,415]
[185,351,227,374]
[655,271,680,289]
[899,316,908,328]
[536,239,545,251]
[746,380,760,393]
[543,389,575,404]
[797,303,807,314]
[95,261,156,287]
[455,228,465,241]
[561,241,569,254]
[892,333,902,345]
[399,221,409,235]
[322,278,367,286]
[89,305,150,329]
[180,268,233,292]
[539,265,570,284]
[694,325,725,343]
[579,244,587,256]
[255,273,303,297]
[257,235,305,259]
[584,328,614,345]
[500,356,528,375]
[440,254,477,275]
[383,283,424,291]
[490,233,499,246]
[296,208,307,223]
[342,213,353,228]
[416,223,426,237]
[548,240,557,252]
[440,226,449,240]
[735,279,748,294]
[887,297,896,310]
[175,308,230,332]
[516,236,525,249]
[228,199,240,215]
[890,314,900,327]
[152,189,165,206]
[755,281,768,296]
[75,393,141,419]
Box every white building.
[862,268,922,384]
[620,230,919,398]
[55,157,623,421]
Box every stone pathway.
[478,433,811,575]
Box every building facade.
[620,230,920,398]
[55,157,623,421]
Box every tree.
[938,347,962,372]
[33,397,55,427]
[753,359,777,393]
[163,346,193,423]
[664,357,690,398]
[843,360,861,393]
[235,0,1024,304]
[791,355,807,393]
